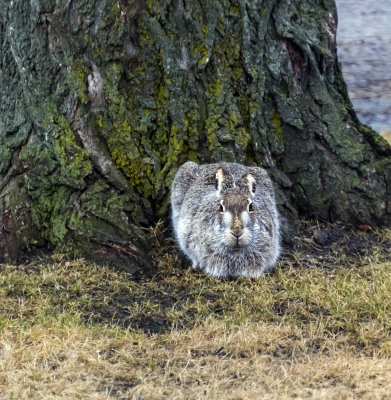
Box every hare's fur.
[171,162,281,278]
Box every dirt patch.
[285,220,390,267]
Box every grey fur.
[171,161,281,278]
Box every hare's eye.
[248,203,254,212]
[219,204,224,213]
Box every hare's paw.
[203,262,229,279]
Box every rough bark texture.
[1,0,390,269]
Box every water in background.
[336,0,391,135]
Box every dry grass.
[0,224,391,399]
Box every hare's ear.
[215,168,234,197]
[238,173,256,198]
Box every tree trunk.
[1,0,390,268]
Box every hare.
[171,161,281,278]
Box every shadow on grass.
[3,221,390,335]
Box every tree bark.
[1,0,390,268]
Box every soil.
[286,221,390,268]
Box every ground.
[1,222,391,399]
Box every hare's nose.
[231,232,242,239]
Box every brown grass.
[3,320,391,399]
[0,223,390,399]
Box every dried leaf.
[358,225,373,232]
